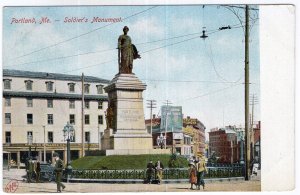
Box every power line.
[7,23,250,92]
[10,6,158,61]
[4,19,259,68]
[175,82,242,103]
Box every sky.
[2,5,260,131]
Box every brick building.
[208,127,239,164]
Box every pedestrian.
[196,156,207,190]
[146,160,155,184]
[36,160,41,183]
[188,162,197,190]
[155,160,164,184]
[26,157,33,183]
[53,152,65,192]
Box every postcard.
[1,1,296,193]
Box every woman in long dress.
[188,163,197,190]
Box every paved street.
[3,169,261,193]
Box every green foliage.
[71,154,189,170]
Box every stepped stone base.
[101,73,168,155]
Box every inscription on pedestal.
[118,109,143,122]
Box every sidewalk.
[2,169,261,193]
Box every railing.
[70,166,244,180]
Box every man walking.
[26,157,33,183]
[53,153,65,192]
[196,156,207,190]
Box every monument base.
[105,148,171,156]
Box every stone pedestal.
[102,74,168,155]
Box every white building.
[2,69,109,168]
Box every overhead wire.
[9,6,158,61]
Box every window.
[48,132,53,143]
[27,98,33,107]
[47,114,53,125]
[96,85,104,94]
[25,80,33,90]
[85,132,90,143]
[5,113,11,124]
[5,132,11,143]
[47,99,53,108]
[98,101,103,109]
[5,98,11,107]
[98,115,103,125]
[27,131,33,143]
[27,114,33,124]
[3,79,11,90]
[68,83,75,93]
[84,101,89,109]
[70,114,75,125]
[85,115,90,125]
[84,84,90,94]
[45,81,54,92]
[69,100,75,109]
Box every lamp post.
[27,134,33,158]
[43,125,46,163]
[157,133,166,149]
[63,122,75,181]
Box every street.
[3,169,261,193]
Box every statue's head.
[123,26,129,34]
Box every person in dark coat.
[36,160,41,183]
[146,160,155,184]
[53,153,65,192]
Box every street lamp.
[63,122,75,180]
[27,133,33,158]
[156,133,166,149]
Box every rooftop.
[3,69,110,83]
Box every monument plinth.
[102,74,156,155]
[101,26,170,155]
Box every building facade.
[208,126,239,164]
[145,114,206,158]
[2,69,109,168]
[182,116,206,157]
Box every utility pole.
[250,94,259,162]
[43,125,46,163]
[81,73,85,158]
[163,100,172,149]
[244,4,250,181]
[147,100,157,135]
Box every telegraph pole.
[147,100,157,135]
[250,94,259,161]
[245,4,250,181]
[81,73,85,158]
[163,100,172,149]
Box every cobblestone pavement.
[2,169,261,193]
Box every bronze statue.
[105,106,114,129]
[118,26,141,74]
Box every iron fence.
[70,166,244,180]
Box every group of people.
[25,152,66,193]
[146,160,164,184]
[188,156,207,190]
[25,157,41,183]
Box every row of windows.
[4,113,104,125]
[4,131,103,144]
[4,98,104,109]
[3,79,105,94]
